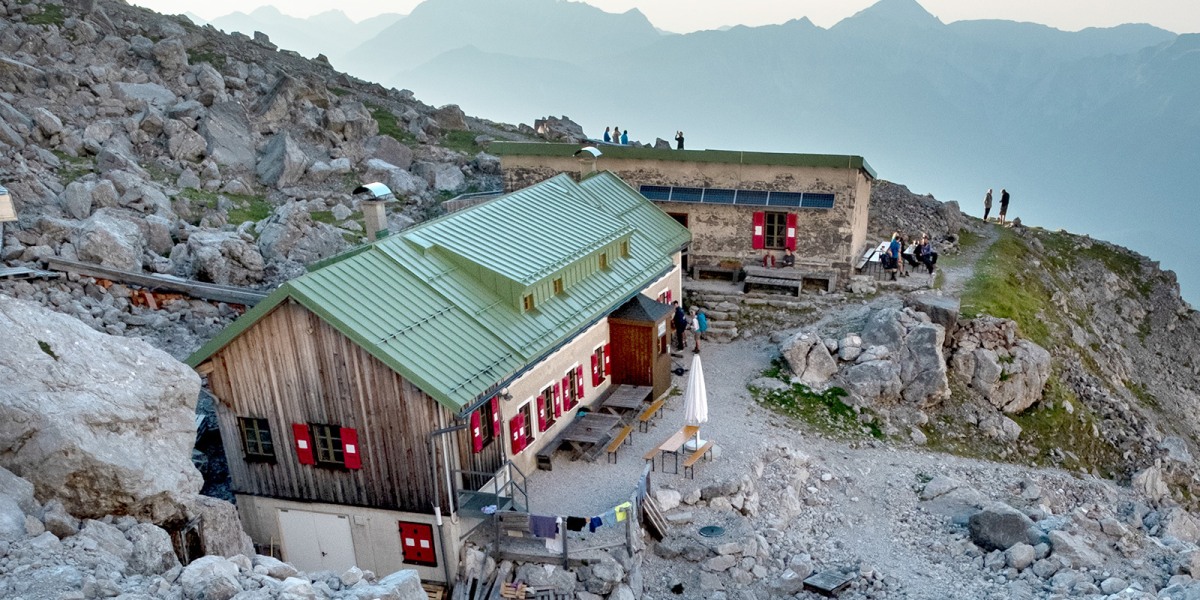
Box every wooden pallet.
[640,496,668,541]
[423,582,446,600]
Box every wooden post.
[559,517,568,568]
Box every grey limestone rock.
[257,133,310,188]
[75,208,146,271]
[185,230,265,287]
[180,555,242,600]
[201,101,255,170]
[126,522,180,575]
[968,502,1046,551]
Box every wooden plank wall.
[207,300,462,513]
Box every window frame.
[594,345,607,379]
[763,211,788,249]
[519,400,535,446]
[238,417,276,462]
[553,278,564,295]
[565,365,580,409]
[310,423,345,468]
[522,294,535,311]
[479,402,496,449]
[598,252,609,270]
[541,384,557,430]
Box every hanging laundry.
[545,517,565,553]
[589,516,603,533]
[615,502,632,522]
[529,514,559,538]
[566,516,587,532]
[602,508,617,526]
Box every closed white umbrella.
[683,354,708,450]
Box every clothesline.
[527,501,632,540]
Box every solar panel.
[640,185,834,209]
[639,185,672,201]
[802,193,835,208]
[671,187,704,202]
[734,190,768,206]
[767,191,804,207]
[701,188,736,204]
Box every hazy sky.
[134,0,1199,34]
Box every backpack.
[697,313,708,333]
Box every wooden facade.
[203,300,503,515]
[608,313,672,401]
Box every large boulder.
[257,202,349,265]
[183,495,255,558]
[781,331,838,386]
[75,208,146,272]
[345,569,426,600]
[951,318,1051,413]
[256,133,309,188]
[899,322,950,406]
[185,231,266,286]
[180,555,243,600]
[127,522,182,575]
[110,82,177,110]
[860,307,907,351]
[201,101,256,170]
[0,296,203,524]
[967,502,1046,551]
[166,119,208,162]
[363,135,413,170]
[905,294,959,341]
[841,359,902,404]
[363,159,426,197]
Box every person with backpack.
[692,309,708,353]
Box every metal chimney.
[574,146,602,180]
[352,182,395,241]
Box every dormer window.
[620,240,629,257]
[599,253,608,270]
[553,278,564,294]
[523,294,535,311]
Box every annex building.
[492,143,876,285]
[187,172,690,582]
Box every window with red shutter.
[591,353,600,387]
[785,213,798,251]
[603,343,612,377]
[340,427,362,469]
[470,411,483,453]
[292,423,315,465]
[575,365,585,400]
[553,382,562,417]
[509,413,526,454]
[752,211,765,249]
[536,395,548,431]
[561,375,571,410]
[399,521,437,567]
[490,397,501,436]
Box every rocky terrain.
[5,1,1200,599]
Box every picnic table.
[559,413,623,461]
[600,385,653,419]
[646,425,700,474]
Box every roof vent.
[574,146,601,179]
[353,182,395,241]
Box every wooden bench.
[744,275,802,296]
[637,397,667,432]
[682,440,715,479]
[605,424,634,463]
[536,437,562,471]
[691,262,741,282]
[643,446,661,471]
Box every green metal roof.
[187,172,691,413]
[491,142,877,179]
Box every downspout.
[429,422,467,587]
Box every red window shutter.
[536,395,548,431]
[576,365,585,399]
[291,423,315,465]
[470,411,483,453]
[561,376,571,409]
[340,427,362,469]
[603,343,612,376]
[553,382,562,417]
[666,289,673,303]
[785,213,798,251]
[506,415,525,451]
[399,522,438,567]
[591,353,600,386]
[490,397,501,436]
[752,211,765,249]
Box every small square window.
[523,294,535,311]
[541,385,557,430]
[598,253,608,270]
[239,417,275,462]
[594,346,607,378]
[553,278,564,294]
[311,423,344,467]
[620,240,629,257]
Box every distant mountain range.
[206,6,404,61]
[210,0,1200,303]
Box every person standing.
[672,301,687,351]
[689,307,702,353]
[999,189,1010,225]
[887,232,902,281]
[620,129,629,145]
[603,127,611,143]
[675,131,685,150]
[917,233,937,285]
[983,188,993,222]
[613,126,621,144]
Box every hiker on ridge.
[999,189,1011,225]
[984,188,993,222]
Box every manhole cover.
[698,525,725,537]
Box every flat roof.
[490,142,877,179]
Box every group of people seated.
[879,232,937,282]
[761,249,796,268]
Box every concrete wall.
[236,494,461,583]
[501,155,872,279]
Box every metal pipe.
[429,422,467,587]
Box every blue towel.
[529,515,558,539]
[589,516,602,533]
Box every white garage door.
[277,509,356,573]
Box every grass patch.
[330,87,352,97]
[1126,381,1159,409]
[186,48,227,69]
[53,151,93,183]
[751,363,883,439]
[23,3,65,26]
[179,188,271,226]
[960,229,1054,347]
[957,229,985,252]
[1037,229,1150,299]
[366,103,417,145]
[441,130,479,154]
[1011,375,1123,479]
[37,340,59,360]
